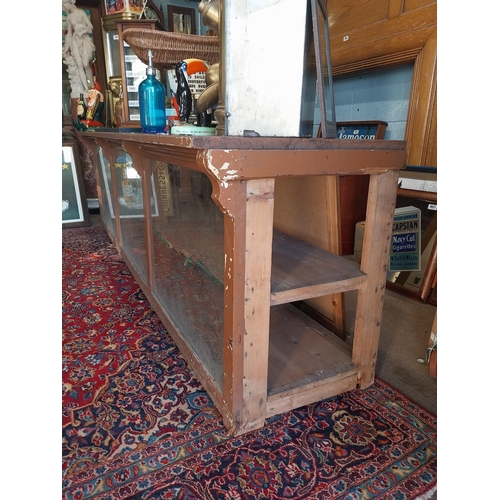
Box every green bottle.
[76,93,87,120]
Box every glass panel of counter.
[150,162,225,390]
[97,149,117,239]
[113,152,149,283]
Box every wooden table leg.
[352,169,400,388]
[222,178,276,435]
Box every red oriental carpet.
[62,224,437,500]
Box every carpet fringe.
[417,485,437,500]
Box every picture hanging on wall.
[62,142,90,228]
[167,6,195,34]
[104,0,146,16]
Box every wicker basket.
[122,28,219,69]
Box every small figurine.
[83,80,105,126]
[114,84,125,127]
[175,59,209,124]
[74,80,105,131]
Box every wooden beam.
[388,0,405,19]
[329,4,436,68]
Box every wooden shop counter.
[81,131,406,436]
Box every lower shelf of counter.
[266,303,358,418]
[148,286,359,424]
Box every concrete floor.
[345,289,437,415]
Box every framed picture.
[105,0,146,16]
[105,0,127,15]
[167,5,195,34]
[311,0,336,138]
[62,141,90,228]
[386,191,437,305]
[127,0,146,15]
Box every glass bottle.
[138,50,166,133]
[76,93,87,121]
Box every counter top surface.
[81,131,407,179]
[81,129,406,152]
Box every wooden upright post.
[352,169,399,388]
[222,178,276,435]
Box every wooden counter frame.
[82,131,406,435]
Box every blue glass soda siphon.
[139,49,166,133]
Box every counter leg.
[352,169,399,388]
[222,178,275,435]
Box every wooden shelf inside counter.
[267,303,357,417]
[153,220,367,306]
[271,231,366,305]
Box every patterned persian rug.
[62,225,437,500]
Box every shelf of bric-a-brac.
[82,131,406,436]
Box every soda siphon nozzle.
[146,49,154,76]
